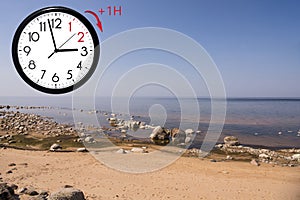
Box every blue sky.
[1,0,300,97]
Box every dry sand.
[0,148,299,200]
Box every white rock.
[250,159,260,166]
[50,143,61,151]
[185,136,192,144]
[77,148,88,152]
[185,129,194,135]
[259,153,270,159]
[121,130,127,133]
[291,154,300,161]
[84,136,94,143]
[116,148,127,154]
[131,147,144,153]
[150,126,163,139]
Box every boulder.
[0,183,17,200]
[48,188,85,200]
[50,144,62,151]
[149,126,170,145]
[149,126,163,139]
[171,128,186,144]
[224,136,239,146]
[292,154,300,161]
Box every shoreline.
[1,148,300,200]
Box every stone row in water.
[0,110,76,137]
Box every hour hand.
[56,48,78,52]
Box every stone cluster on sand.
[214,136,300,167]
[0,182,85,200]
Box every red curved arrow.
[85,10,103,32]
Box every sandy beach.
[0,148,299,200]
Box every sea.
[1,96,300,149]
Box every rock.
[76,148,88,152]
[170,128,186,144]
[185,129,194,135]
[50,143,62,151]
[116,149,127,154]
[48,187,85,200]
[6,170,13,174]
[25,188,39,196]
[210,159,217,162]
[250,159,260,166]
[226,155,233,160]
[259,153,270,159]
[84,137,94,143]
[149,126,170,144]
[17,187,27,194]
[0,182,17,200]
[185,136,192,144]
[224,136,239,146]
[8,163,16,167]
[150,126,163,139]
[130,147,144,153]
[291,154,300,161]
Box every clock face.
[12,7,100,94]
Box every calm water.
[1,96,300,149]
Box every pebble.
[8,163,16,167]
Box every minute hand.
[56,48,78,52]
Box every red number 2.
[78,32,84,42]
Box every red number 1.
[68,22,72,32]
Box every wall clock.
[12,6,100,94]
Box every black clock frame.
[12,6,100,94]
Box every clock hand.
[56,48,78,52]
[48,19,57,50]
[58,33,76,49]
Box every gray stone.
[48,187,85,200]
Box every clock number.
[77,61,82,70]
[41,70,46,79]
[51,18,62,29]
[52,73,59,82]
[68,22,72,32]
[23,46,31,56]
[28,32,39,42]
[39,22,46,32]
[67,70,73,80]
[78,32,84,42]
[81,46,88,56]
[28,60,36,70]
